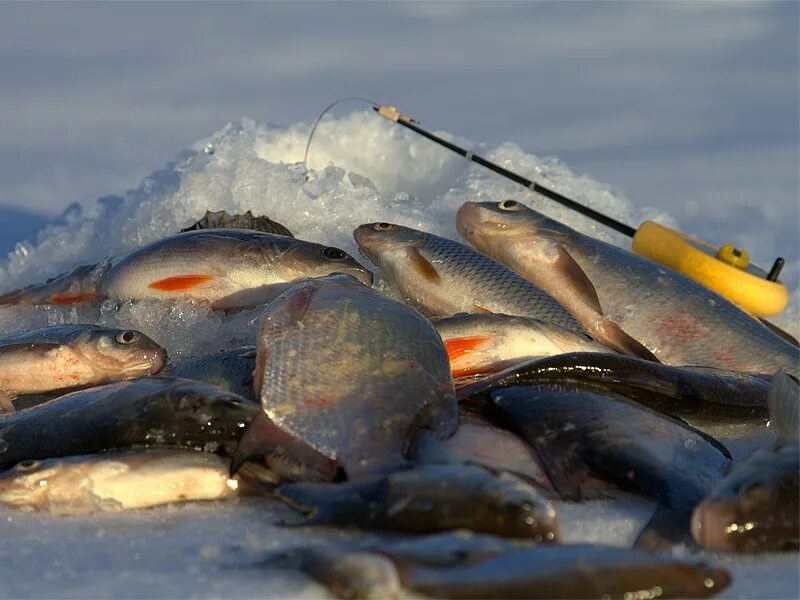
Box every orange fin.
[472,304,494,314]
[445,335,494,378]
[407,248,441,283]
[149,274,216,292]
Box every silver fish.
[232,273,458,480]
[0,450,244,516]
[168,346,257,401]
[0,324,166,412]
[352,223,587,335]
[457,200,799,372]
[0,229,372,310]
[431,313,611,379]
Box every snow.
[0,114,797,597]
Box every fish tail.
[0,261,107,306]
[768,370,800,443]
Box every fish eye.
[17,460,41,471]
[322,247,348,261]
[115,330,140,344]
[498,200,521,211]
[373,223,395,231]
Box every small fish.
[0,377,261,470]
[379,535,731,599]
[233,274,458,480]
[464,382,732,511]
[691,371,800,552]
[431,313,612,379]
[180,209,293,237]
[0,450,247,516]
[457,200,798,373]
[457,352,771,423]
[168,346,257,401]
[0,324,166,412]
[0,230,372,310]
[276,463,560,542]
[257,546,401,600]
[353,223,586,335]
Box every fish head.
[282,242,374,287]
[353,223,428,271]
[0,458,66,507]
[457,200,567,249]
[691,444,799,552]
[72,327,167,378]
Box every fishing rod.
[371,104,789,318]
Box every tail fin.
[768,370,800,443]
[0,261,107,306]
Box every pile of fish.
[0,204,797,599]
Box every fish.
[352,223,592,338]
[232,273,458,480]
[463,382,732,511]
[180,209,293,237]
[431,313,612,379]
[691,371,800,552]
[0,324,166,412]
[412,409,553,492]
[456,352,771,423]
[457,200,799,373]
[256,546,401,600]
[0,376,263,470]
[379,536,731,599]
[0,229,372,310]
[0,450,248,516]
[168,346,257,401]
[276,463,560,542]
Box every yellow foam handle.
[632,220,788,317]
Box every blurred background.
[0,1,797,280]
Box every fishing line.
[303,96,381,174]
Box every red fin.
[148,274,216,291]
[407,248,441,283]
[48,292,100,305]
[0,289,22,305]
[472,304,494,314]
[445,335,494,378]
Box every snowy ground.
[0,115,798,598]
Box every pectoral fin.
[594,316,660,363]
[407,248,441,283]
[0,391,17,413]
[550,243,603,314]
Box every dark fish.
[233,274,458,480]
[180,209,294,237]
[457,200,799,373]
[457,352,770,423]
[0,324,167,412]
[276,463,559,542]
[168,346,257,401]
[692,371,800,552]
[466,383,732,510]
[381,536,731,599]
[0,377,260,470]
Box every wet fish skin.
[0,376,260,470]
[277,463,560,542]
[471,383,732,511]
[0,324,166,410]
[432,313,612,379]
[0,450,242,515]
[456,352,771,423]
[168,346,257,401]
[384,539,730,599]
[0,230,372,309]
[692,371,800,552]
[236,273,458,480]
[353,223,584,333]
[457,200,799,373]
